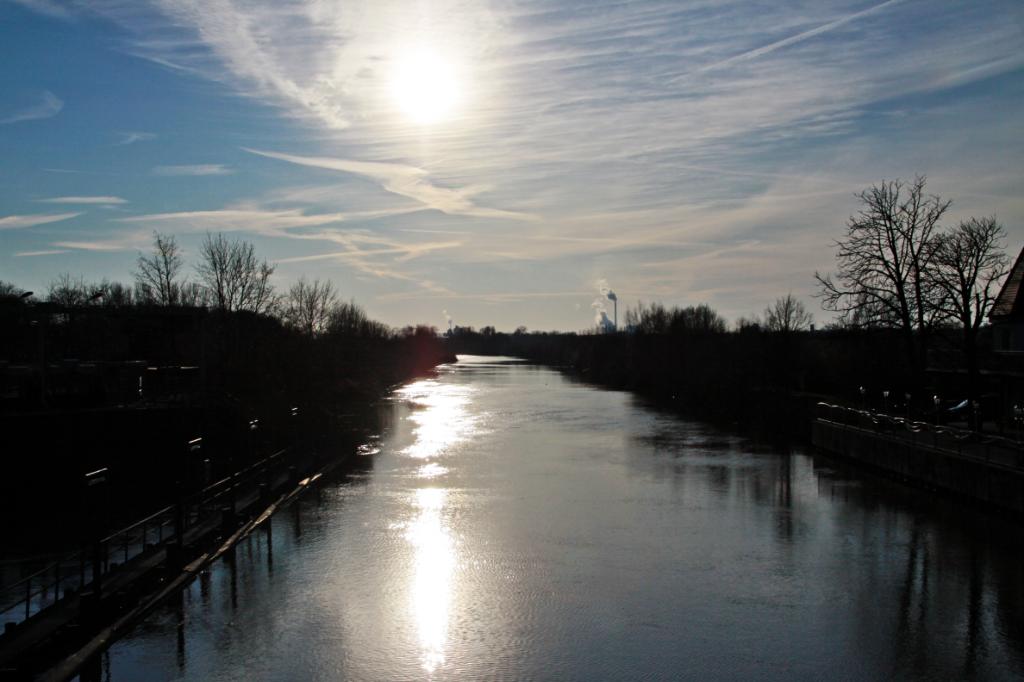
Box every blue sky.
[1,0,1022,331]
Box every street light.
[933,395,941,425]
[882,390,890,413]
[83,467,109,608]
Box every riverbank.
[0,335,456,557]
[1,422,378,681]
[813,408,1024,518]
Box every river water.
[101,356,1023,680]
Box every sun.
[391,49,460,125]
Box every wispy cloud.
[14,249,70,257]
[0,90,63,125]
[0,212,80,230]
[52,235,148,252]
[39,196,128,205]
[116,131,156,145]
[246,149,536,221]
[277,240,461,264]
[677,0,906,82]
[119,207,348,232]
[152,164,233,176]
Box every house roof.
[990,246,1024,320]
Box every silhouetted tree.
[625,301,727,335]
[284,277,336,336]
[99,280,136,307]
[135,232,185,305]
[195,233,278,313]
[815,176,950,385]
[735,315,762,333]
[47,274,94,306]
[674,304,727,334]
[764,294,813,332]
[327,299,391,339]
[931,216,1009,428]
[0,281,32,303]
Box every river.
[98,356,1023,680]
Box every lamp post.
[83,467,109,614]
[239,419,259,510]
[859,386,866,411]
[905,393,912,422]
[882,390,890,414]
[290,406,299,449]
[175,438,202,550]
[933,395,941,425]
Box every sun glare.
[391,49,460,125]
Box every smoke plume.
[592,279,617,331]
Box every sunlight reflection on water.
[394,377,472,673]
[407,488,454,673]
[395,379,478,459]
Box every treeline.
[1,231,451,411]
[448,307,921,441]
[449,177,1015,438]
[1,233,453,532]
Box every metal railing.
[0,445,292,630]
[816,402,1024,469]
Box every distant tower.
[614,298,617,331]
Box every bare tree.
[931,216,1009,429]
[284,277,336,335]
[195,233,278,313]
[764,294,813,333]
[625,301,727,334]
[735,314,762,333]
[179,282,205,307]
[47,274,91,306]
[135,232,185,305]
[0,281,32,303]
[815,176,950,385]
[327,300,392,339]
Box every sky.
[1,0,1022,331]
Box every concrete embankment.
[812,418,1024,517]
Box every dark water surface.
[101,356,1023,680]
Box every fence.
[815,402,1024,470]
[0,444,291,630]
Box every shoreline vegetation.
[1,233,454,553]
